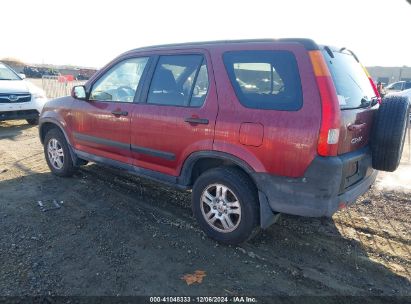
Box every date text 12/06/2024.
[149,296,257,303]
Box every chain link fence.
[41,75,86,99]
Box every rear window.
[323,51,376,110]
[223,51,303,110]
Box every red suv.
[39,39,409,244]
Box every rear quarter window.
[223,51,303,111]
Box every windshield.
[0,63,21,80]
[323,50,375,110]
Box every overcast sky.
[2,0,410,68]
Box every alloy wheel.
[47,138,64,170]
[200,183,241,233]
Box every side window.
[190,62,209,107]
[147,55,207,107]
[404,82,411,90]
[223,51,303,110]
[391,82,403,90]
[90,57,149,102]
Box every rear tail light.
[309,51,341,156]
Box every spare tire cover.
[371,95,410,172]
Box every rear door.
[322,49,379,154]
[130,50,218,177]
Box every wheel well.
[40,122,59,144]
[189,157,256,189]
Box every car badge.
[8,95,18,102]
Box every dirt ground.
[0,120,410,298]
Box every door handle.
[111,110,128,116]
[347,122,366,131]
[184,117,209,125]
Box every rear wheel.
[44,128,76,177]
[371,95,410,172]
[192,167,259,245]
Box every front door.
[70,57,149,164]
[130,52,218,177]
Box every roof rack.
[128,38,319,53]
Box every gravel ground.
[0,120,410,298]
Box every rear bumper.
[253,147,377,218]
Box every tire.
[26,118,39,125]
[371,95,410,172]
[192,167,260,245]
[44,128,77,177]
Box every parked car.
[76,68,97,80]
[76,74,89,81]
[39,39,409,244]
[23,66,61,78]
[23,66,42,78]
[385,80,411,93]
[0,62,48,125]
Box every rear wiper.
[340,47,359,62]
[341,97,373,110]
[360,98,371,108]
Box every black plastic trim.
[253,147,376,217]
[38,118,80,166]
[73,132,130,150]
[39,118,70,144]
[184,117,209,125]
[127,38,320,53]
[178,151,255,186]
[131,144,176,161]
[0,110,38,121]
[72,132,176,160]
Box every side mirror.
[71,85,87,100]
[18,73,26,79]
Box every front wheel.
[192,167,260,245]
[44,128,76,177]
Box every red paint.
[130,49,218,176]
[69,99,135,164]
[210,43,321,177]
[239,123,264,147]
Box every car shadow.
[249,211,410,295]
[0,120,35,140]
[0,166,410,297]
